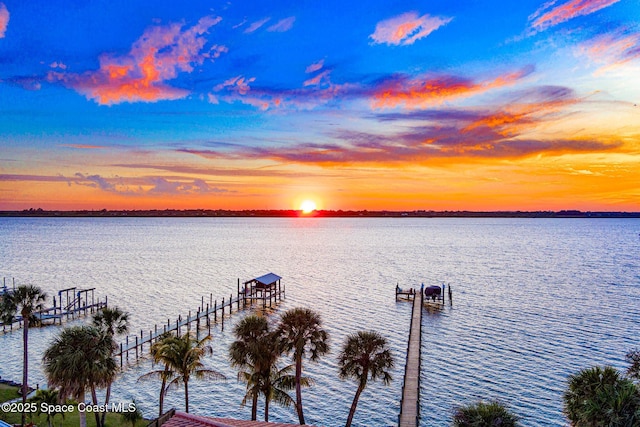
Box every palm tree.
[232,320,301,422]
[43,325,118,427]
[229,315,271,420]
[277,308,329,425]
[138,332,177,417]
[92,307,129,426]
[0,284,47,427]
[563,365,640,426]
[261,362,307,422]
[338,330,394,427]
[452,400,520,427]
[28,388,63,427]
[626,349,640,381]
[161,333,225,413]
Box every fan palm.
[158,333,225,413]
[92,307,129,426]
[338,330,394,427]
[452,400,520,426]
[0,284,47,427]
[563,365,640,426]
[277,308,329,424]
[43,325,117,427]
[229,315,271,420]
[138,332,177,417]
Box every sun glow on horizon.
[300,199,317,213]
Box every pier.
[398,288,423,427]
[1,280,107,333]
[115,273,285,367]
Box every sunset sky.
[1,0,639,211]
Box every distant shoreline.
[1,209,639,218]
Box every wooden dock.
[398,288,423,427]
[1,283,107,334]
[115,273,285,367]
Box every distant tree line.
[2,208,640,218]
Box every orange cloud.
[371,67,533,109]
[530,0,620,32]
[370,11,452,46]
[48,16,224,105]
[0,2,9,38]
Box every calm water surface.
[1,217,639,426]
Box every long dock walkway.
[398,288,423,427]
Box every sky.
[1,0,639,211]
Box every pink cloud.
[214,75,256,95]
[244,18,270,34]
[305,60,324,73]
[530,0,620,32]
[371,66,534,109]
[578,27,640,73]
[267,16,296,32]
[304,69,331,87]
[0,2,9,38]
[48,16,224,105]
[370,11,453,46]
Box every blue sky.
[1,0,639,210]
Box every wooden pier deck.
[1,283,107,333]
[398,288,423,427]
[115,273,285,367]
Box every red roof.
[162,412,319,427]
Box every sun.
[300,199,317,214]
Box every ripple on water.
[1,217,639,427]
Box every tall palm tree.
[161,333,225,413]
[92,307,129,426]
[452,400,520,427]
[338,330,394,427]
[229,315,271,420]
[277,308,329,424]
[231,317,301,422]
[0,284,47,427]
[43,325,118,427]
[564,365,640,426]
[138,332,177,417]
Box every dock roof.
[251,273,282,286]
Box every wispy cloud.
[0,2,8,38]
[371,66,534,109]
[58,144,105,149]
[191,85,622,166]
[211,66,534,111]
[305,60,324,73]
[0,172,234,196]
[267,16,295,32]
[244,17,270,34]
[578,26,640,73]
[370,11,452,46]
[529,0,620,32]
[303,69,331,87]
[48,16,225,105]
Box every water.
[1,217,639,426]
